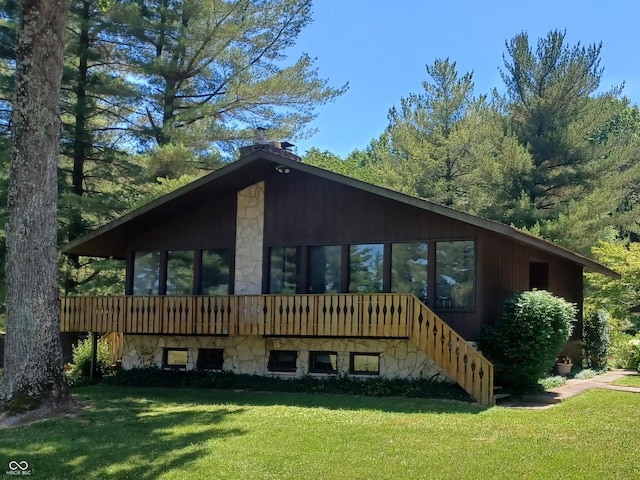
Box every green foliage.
[344,30,640,254]
[609,331,640,370]
[586,241,640,332]
[101,368,472,401]
[480,290,577,392]
[538,375,566,390]
[498,30,640,251]
[67,334,112,384]
[108,0,346,151]
[573,368,603,380]
[583,309,612,368]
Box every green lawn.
[1,387,639,479]
[613,374,640,387]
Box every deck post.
[89,333,98,379]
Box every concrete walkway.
[499,369,640,409]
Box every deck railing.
[60,294,413,338]
[60,294,493,405]
[408,296,494,406]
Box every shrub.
[67,333,111,384]
[609,331,640,370]
[102,368,473,401]
[538,375,566,390]
[583,309,612,368]
[480,290,577,392]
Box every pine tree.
[1,0,72,411]
[107,0,346,155]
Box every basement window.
[350,353,380,375]
[163,348,188,369]
[268,350,297,372]
[309,351,338,374]
[197,348,224,370]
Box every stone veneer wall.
[234,182,264,294]
[121,335,448,381]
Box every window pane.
[167,251,194,295]
[350,353,380,374]
[309,351,338,373]
[270,247,300,293]
[308,245,341,293]
[197,348,224,370]
[391,242,428,301]
[349,244,384,293]
[435,241,475,310]
[165,349,187,367]
[133,251,160,295]
[268,350,297,372]
[202,249,230,295]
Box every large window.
[133,251,161,295]
[308,245,341,293]
[270,247,300,293]
[166,250,194,295]
[202,249,230,295]
[349,244,384,293]
[435,241,475,310]
[391,242,428,301]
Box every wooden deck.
[60,293,493,405]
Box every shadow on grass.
[79,384,487,415]
[0,390,247,479]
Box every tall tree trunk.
[0,0,70,410]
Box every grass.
[0,387,639,479]
[613,374,640,387]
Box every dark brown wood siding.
[264,170,477,244]
[478,229,584,339]
[115,168,584,341]
[127,190,237,251]
[264,171,584,340]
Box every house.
[60,143,619,405]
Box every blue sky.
[287,0,640,158]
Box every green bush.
[583,309,612,368]
[480,290,577,392]
[101,368,473,401]
[609,331,640,370]
[67,333,112,384]
[538,375,566,390]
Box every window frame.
[308,351,338,374]
[166,250,195,295]
[269,247,302,294]
[434,239,476,312]
[197,348,224,371]
[200,248,231,295]
[349,353,380,375]
[163,348,188,369]
[348,243,384,293]
[267,350,298,372]
[390,241,429,302]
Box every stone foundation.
[122,335,448,381]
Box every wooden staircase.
[407,296,494,406]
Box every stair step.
[493,385,504,391]
[494,393,511,401]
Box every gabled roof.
[62,144,620,279]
